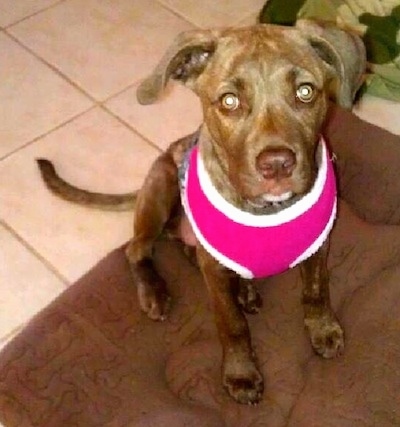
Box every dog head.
[137,21,366,211]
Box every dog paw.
[237,282,262,314]
[223,361,264,405]
[137,282,171,321]
[305,314,344,359]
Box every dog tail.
[36,159,137,211]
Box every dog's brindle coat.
[37,21,366,404]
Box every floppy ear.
[137,30,219,105]
[296,19,366,109]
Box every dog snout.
[256,147,297,180]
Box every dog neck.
[180,134,337,279]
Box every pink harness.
[181,138,337,279]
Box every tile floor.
[0,0,400,355]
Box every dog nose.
[256,147,296,179]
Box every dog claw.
[223,367,264,405]
[305,314,344,359]
[143,294,171,321]
[137,281,171,322]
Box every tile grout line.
[0,105,97,162]
[100,104,164,154]
[0,101,163,166]
[2,0,202,161]
[155,0,203,29]
[101,78,145,105]
[3,0,199,105]
[3,0,67,30]
[4,29,99,105]
[2,33,166,161]
[0,219,70,287]
[154,0,259,28]
[1,27,106,162]
[99,67,170,153]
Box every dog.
[37,20,366,405]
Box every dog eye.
[296,84,315,103]
[220,93,240,111]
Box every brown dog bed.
[1,105,400,426]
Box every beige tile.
[106,81,202,151]
[9,0,194,101]
[158,0,266,28]
[237,11,259,27]
[0,108,159,282]
[0,324,23,353]
[353,95,400,136]
[0,0,60,27]
[0,33,92,159]
[0,222,65,339]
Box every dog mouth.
[246,190,295,208]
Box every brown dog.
[37,21,366,405]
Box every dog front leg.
[300,240,344,358]
[126,153,179,321]
[197,245,263,405]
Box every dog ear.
[296,19,366,109]
[137,30,219,105]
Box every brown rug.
[1,105,400,426]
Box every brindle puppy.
[37,20,366,404]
